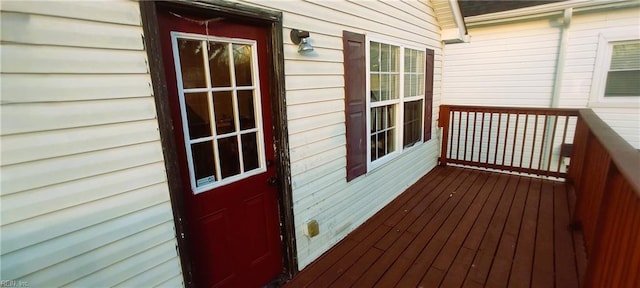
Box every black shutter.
[343,31,367,181]
[424,48,435,142]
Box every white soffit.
[434,0,468,43]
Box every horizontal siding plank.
[0,0,141,25]
[63,239,179,287]
[290,134,345,162]
[289,124,345,149]
[309,0,438,41]
[1,44,148,74]
[291,146,345,176]
[23,224,176,287]
[1,120,160,165]
[242,0,433,44]
[1,97,158,135]
[293,171,344,212]
[286,75,343,90]
[287,99,344,120]
[1,183,171,255]
[385,0,434,25]
[288,111,344,135]
[114,257,183,287]
[1,202,174,281]
[0,141,165,195]
[153,274,184,288]
[1,74,152,103]
[1,162,168,225]
[284,60,343,75]
[292,160,345,195]
[286,87,344,106]
[1,11,143,50]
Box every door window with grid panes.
[172,33,266,193]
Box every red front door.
[157,7,283,287]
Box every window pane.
[185,93,212,139]
[370,105,396,161]
[389,74,399,99]
[404,48,426,98]
[404,100,423,147]
[371,42,380,72]
[605,70,640,97]
[192,141,216,185]
[390,46,399,72]
[404,49,412,73]
[416,50,425,73]
[234,44,253,86]
[208,42,231,87]
[610,42,640,70]
[380,43,390,71]
[370,73,380,102]
[237,90,256,129]
[386,129,395,154]
[241,133,260,171]
[370,134,377,160]
[178,39,206,89]
[380,74,389,101]
[218,136,240,179]
[213,91,235,134]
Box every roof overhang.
[434,0,469,43]
[466,0,640,27]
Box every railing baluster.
[502,112,510,166]
[448,109,453,161]
[538,113,549,171]
[464,110,470,161]
[520,114,529,169]
[494,112,501,165]
[479,112,485,163]
[457,110,462,161]
[547,115,558,172]
[471,112,477,162]
[511,112,520,167]
[530,113,539,170]
[557,115,571,172]
[487,112,494,164]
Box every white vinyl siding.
[233,0,443,269]
[0,1,183,287]
[443,6,640,148]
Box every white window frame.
[589,30,640,108]
[366,35,427,171]
[171,32,267,194]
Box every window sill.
[366,141,425,173]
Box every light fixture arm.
[290,29,310,45]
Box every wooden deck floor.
[285,166,587,288]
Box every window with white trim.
[604,41,640,97]
[368,40,426,166]
[171,32,266,193]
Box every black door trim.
[140,1,296,286]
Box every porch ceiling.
[285,166,586,287]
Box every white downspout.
[543,8,573,172]
[550,8,573,108]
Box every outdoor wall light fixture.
[290,29,314,54]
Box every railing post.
[439,105,451,166]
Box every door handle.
[267,176,278,186]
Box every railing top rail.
[441,104,580,116]
[578,109,640,196]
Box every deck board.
[285,166,586,288]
